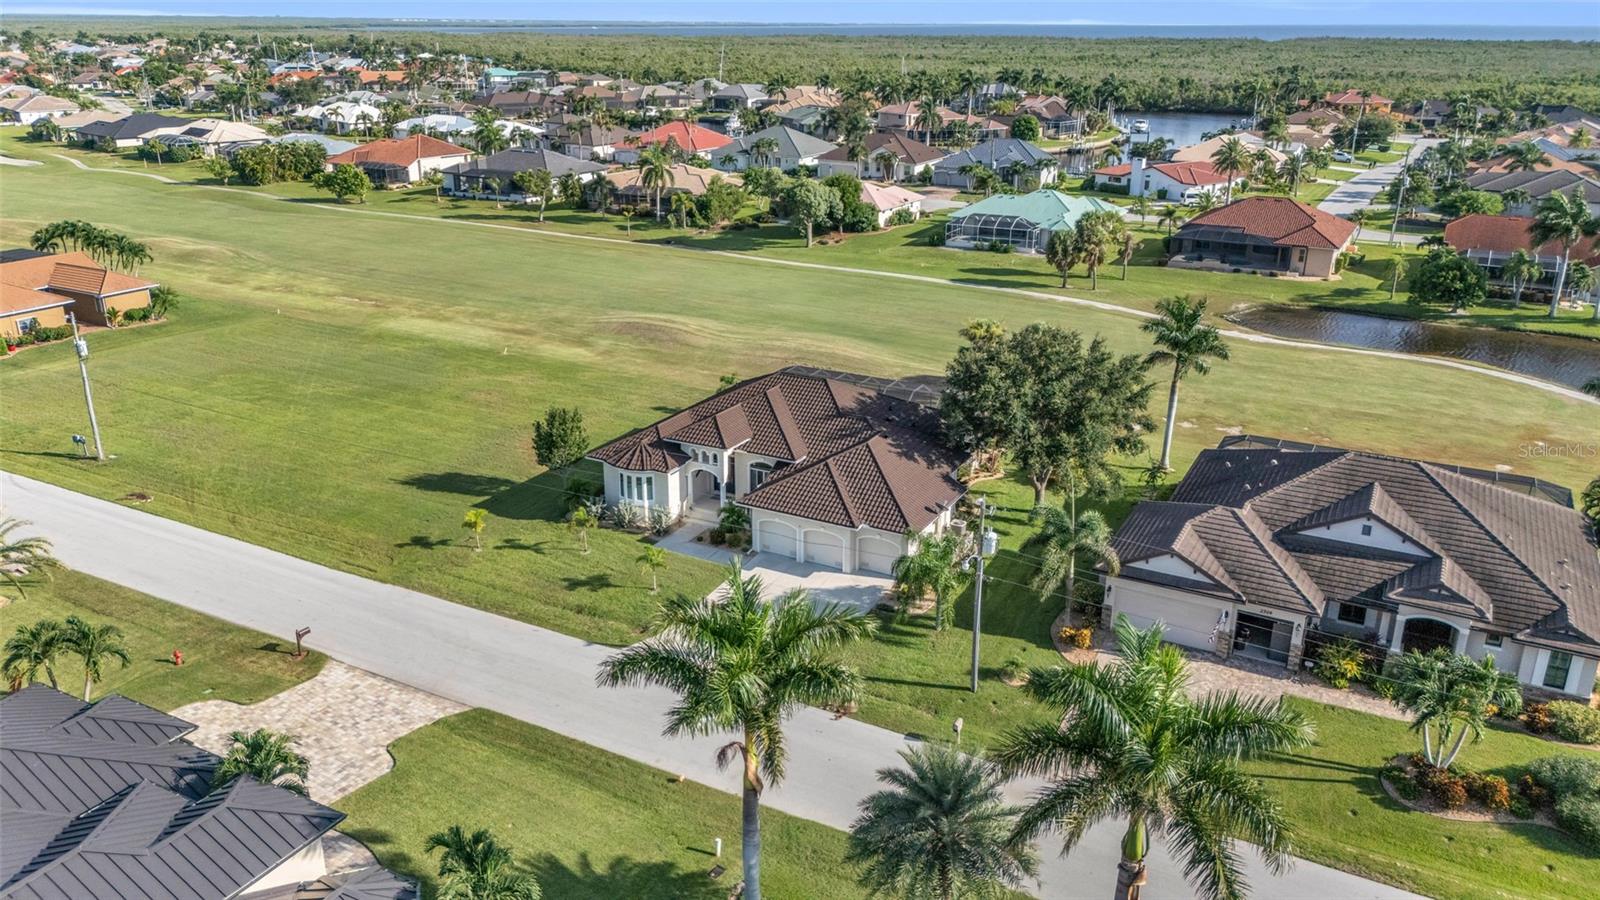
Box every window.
[1544,651,1574,691]
[1484,633,1504,648]
[620,473,654,504]
[1360,523,1373,536]
[17,317,39,334]
[748,462,772,491]
[1336,602,1367,625]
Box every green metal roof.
[949,190,1122,230]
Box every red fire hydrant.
[172,649,184,667]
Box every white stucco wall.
[1516,644,1599,698]
[1126,554,1218,585]
[1299,517,1430,557]
[238,838,326,896]
[599,462,684,517]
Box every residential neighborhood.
[1,8,1598,900]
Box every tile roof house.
[588,366,966,575]
[1321,89,1394,113]
[0,685,415,900]
[324,134,473,185]
[1444,214,1600,301]
[931,139,1058,190]
[1103,437,1600,697]
[74,113,191,149]
[604,163,742,208]
[441,147,605,200]
[0,249,158,335]
[944,190,1122,254]
[0,92,78,125]
[1091,157,1242,203]
[1169,197,1358,279]
[1170,132,1289,169]
[153,118,272,156]
[859,182,925,227]
[714,125,838,172]
[1464,169,1600,218]
[612,121,733,163]
[816,132,947,182]
[546,122,634,161]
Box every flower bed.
[1379,754,1544,826]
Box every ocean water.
[366,22,1598,41]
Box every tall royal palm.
[212,728,311,795]
[598,562,876,900]
[638,146,676,219]
[1210,137,1251,204]
[1142,295,1231,470]
[61,616,129,701]
[1530,186,1599,318]
[997,617,1315,900]
[848,742,1038,900]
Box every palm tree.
[4,620,65,690]
[598,562,875,900]
[1530,187,1600,318]
[1142,295,1230,470]
[514,169,554,221]
[1388,649,1522,770]
[873,149,900,182]
[750,136,779,170]
[637,146,676,219]
[61,616,130,701]
[1030,492,1119,617]
[1045,228,1082,287]
[848,742,1038,900]
[1157,205,1185,236]
[1569,263,1597,318]
[212,728,310,795]
[996,616,1315,900]
[914,98,943,147]
[890,531,969,631]
[1501,186,1532,212]
[470,106,508,155]
[1276,154,1308,197]
[462,508,487,551]
[1098,144,1122,167]
[1501,248,1544,305]
[0,517,55,598]
[670,190,697,228]
[569,506,595,554]
[1129,195,1153,225]
[1504,141,1549,173]
[426,825,542,900]
[1073,210,1123,290]
[638,546,667,593]
[1210,137,1251,203]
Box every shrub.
[887,207,916,227]
[1524,701,1553,734]
[1000,655,1029,684]
[1509,796,1534,819]
[1461,771,1511,811]
[1547,700,1600,744]
[28,324,72,343]
[1528,755,1600,797]
[1417,765,1468,809]
[1057,626,1092,650]
[1313,636,1367,689]
[532,407,589,470]
[1381,764,1420,800]
[707,527,727,545]
[121,306,151,323]
[926,229,947,247]
[609,503,644,531]
[718,503,750,532]
[648,507,674,536]
[1518,773,1551,809]
[1554,794,1600,850]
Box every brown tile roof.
[817,131,945,165]
[589,368,965,534]
[1444,214,1600,265]
[1113,441,1600,651]
[1179,197,1357,250]
[325,135,470,168]
[0,250,157,303]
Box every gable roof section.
[731,124,837,160]
[442,147,603,180]
[1284,482,1441,556]
[1465,168,1600,199]
[75,113,188,140]
[1178,197,1357,250]
[934,138,1053,171]
[859,181,923,211]
[0,250,157,303]
[633,121,732,154]
[817,130,945,165]
[1444,213,1600,264]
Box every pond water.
[1121,111,1247,148]
[1227,306,1600,390]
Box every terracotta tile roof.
[0,250,157,305]
[631,121,732,154]
[859,181,923,211]
[1092,160,1230,185]
[1324,89,1393,106]
[1178,197,1357,250]
[589,368,966,534]
[1444,214,1600,265]
[606,163,739,197]
[1113,441,1600,651]
[325,135,470,168]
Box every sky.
[5,0,1599,25]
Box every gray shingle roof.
[1,686,346,900]
[441,147,604,180]
[1113,440,1600,649]
[1465,168,1600,199]
[933,138,1053,172]
[729,125,837,161]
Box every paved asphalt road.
[3,471,1422,899]
[1318,139,1441,248]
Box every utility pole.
[968,498,998,693]
[1388,141,1414,247]
[68,313,105,461]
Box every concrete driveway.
[656,521,895,612]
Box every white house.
[859,181,924,227]
[298,100,383,134]
[587,367,966,575]
[1102,438,1600,699]
[0,92,79,125]
[1091,157,1242,203]
[714,125,838,172]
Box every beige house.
[1169,197,1357,278]
[0,249,156,334]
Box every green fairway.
[0,568,324,710]
[335,709,873,900]
[1248,700,1600,900]
[0,149,1596,747]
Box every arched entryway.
[1400,617,1457,655]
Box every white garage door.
[756,520,798,560]
[857,535,903,575]
[1112,588,1220,652]
[803,531,845,569]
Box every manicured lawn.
[1,146,1595,747]
[1,568,325,710]
[1250,700,1600,900]
[335,709,873,900]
